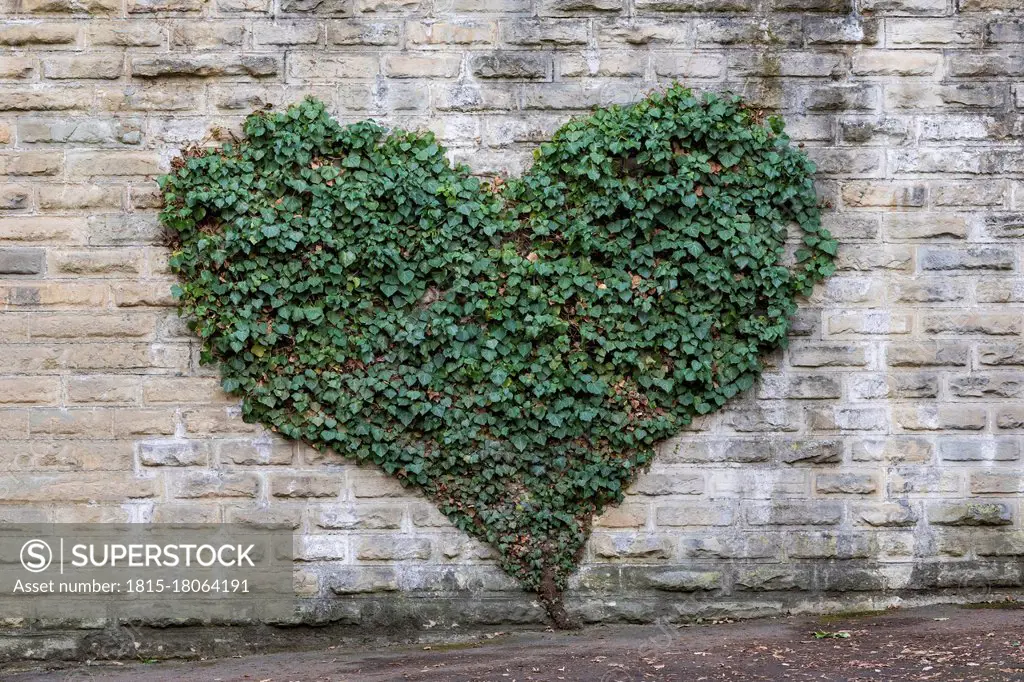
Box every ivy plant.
[159,84,836,627]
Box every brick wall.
[1,0,1023,633]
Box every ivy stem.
[539,566,579,630]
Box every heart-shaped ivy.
[159,84,836,627]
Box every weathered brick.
[848,373,938,400]
[746,501,842,525]
[939,438,1020,461]
[789,343,868,367]
[0,152,62,176]
[128,0,203,11]
[856,502,918,527]
[722,405,801,431]
[0,185,31,210]
[0,217,87,244]
[890,279,967,303]
[631,472,704,495]
[895,406,987,431]
[0,377,60,404]
[355,536,431,561]
[30,313,156,339]
[970,472,1024,494]
[89,24,165,47]
[270,474,342,498]
[472,53,552,80]
[842,181,926,207]
[384,54,461,78]
[318,504,403,530]
[0,24,79,46]
[888,468,961,495]
[66,375,140,403]
[785,532,871,560]
[408,20,494,45]
[655,501,735,526]
[49,249,142,276]
[886,18,983,46]
[288,54,378,80]
[979,344,1024,366]
[21,118,142,146]
[254,21,321,46]
[592,534,674,561]
[757,374,841,400]
[928,502,1013,526]
[42,55,123,79]
[804,17,880,45]
[171,23,247,49]
[807,406,888,432]
[132,56,281,79]
[920,247,1015,271]
[885,83,1005,110]
[501,19,588,45]
[923,313,1021,336]
[692,18,802,46]
[826,312,912,336]
[139,440,210,466]
[0,58,36,80]
[172,471,260,498]
[0,473,156,501]
[0,248,45,275]
[932,181,1007,206]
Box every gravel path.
[9,603,1024,681]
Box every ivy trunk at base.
[159,83,837,627]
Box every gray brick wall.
[0,0,1022,630]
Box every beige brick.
[894,406,987,431]
[30,408,112,437]
[89,24,165,47]
[49,249,143,276]
[143,377,229,404]
[384,54,461,79]
[288,54,379,80]
[66,375,141,404]
[68,152,162,178]
[326,20,398,45]
[0,87,91,111]
[842,181,926,207]
[30,313,157,339]
[183,407,265,435]
[0,152,62,177]
[0,58,36,80]
[270,474,343,498]
[42,55,123,79]
[112,282,177,307]
[0,377,60,404]
[113,408,176,436]
[407,21,495,45]
[0,24,80,46]
[317,505,403,530]
[0,218,87,244]
[355,536,431,561]
[171,23,246,49]
[21,0,121,10]
[0,473,156,501]
[172,470,260,498]
[218,439,294,465]
[594,503,648,528]
[38,185,123,210]
[923,313,1021,336]
[852,51,940,76]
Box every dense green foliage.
[159,85,836,624]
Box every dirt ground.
[9,603,1024,682]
